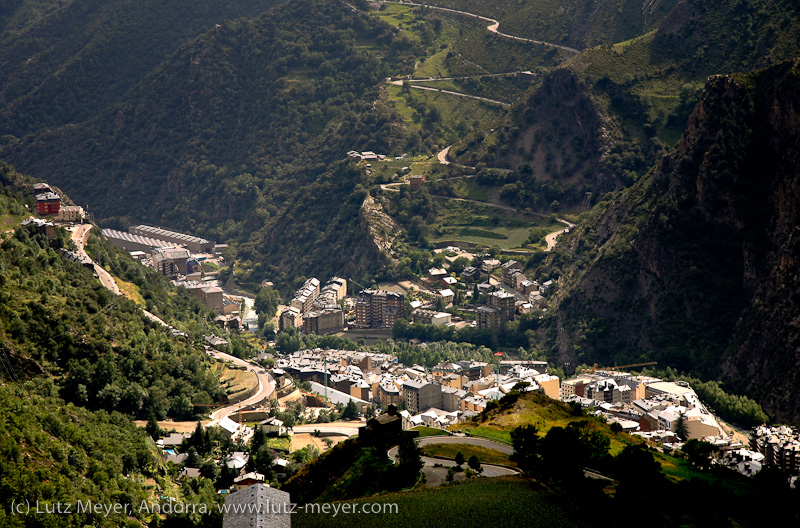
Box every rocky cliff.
[545,59,800,423]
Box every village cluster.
[266,346,786,479]
[275,255,555,342]
[26,182,795,490]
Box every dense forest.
[1,0,429,290]
[0,381,165,528]
[0,0,281,137]
[0,164,255,419]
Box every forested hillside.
[0,0,280,138]
[0,167,257,525]
[1,0,426,289]
[0,0,64,36]
[452,0,800,209]
[0,381,178,528]
[536,59,800,423]
[0,164,254,419]
[418,0,681,49]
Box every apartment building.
[302,308,345,335]
[35,192,61,215]
[412,309,451,326]
[403,380,443,415]
[487,290,516,323]
[290,277,321,312]
[585,378,632,405]
[354,289,404,328]
[152,247,190,278]
[501,260,523,286]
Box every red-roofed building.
[35,192,61,215]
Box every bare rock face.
[547,59,800,423]
[359,194,401,266]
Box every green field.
[385,83,505,140]
[411,425,452,438]
[431,225,531,248]
[428,198,561,249]
[291,476,586,528]
[421,443,516,467]
[414,47,451,78]
[456,426,512,444]
[449,178,490,201]
[374,3,426,41]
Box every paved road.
[407,72,534,83]
[72,224,122,295]
[390,1,580,54]
[388,435,517,487]
[544,218,576,252]
[437,145,452,165]
[390,79,510,106]
[379,182,404,192]
[72,225,190,330]
[208,350,275,421]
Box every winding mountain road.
[71,224,121,295]
[388,435,518,487]
[437,145,453,165]
[71,224,188,328]
[208,350,275,421]
[389,1,580,54]
[390,78,510,106]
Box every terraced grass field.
[214,363,258,397]
[428,198,561,249]
[411,425,452,438]
[421,443,516,467]
[292,476,587,528]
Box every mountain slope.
[0,0,65,37]
[540,59,800,423]
[452,0,800,208]
[0,163,260,419]
[0,0,279,137]
[0,0,421,287]
[420,0,680,50]
[0,382,170,527]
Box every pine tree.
[341,399,359,420]
[468,454,482,473]
[145,413,161,440]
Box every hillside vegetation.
[418,0,681,49]
[0,0,280,138]
[537,59,800,423]
[0,169,250,526]
[0,165,255,420]
[0,381,174,527]
[292,476,587,528]
[1,0,426,290]
[452,0,800,211]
